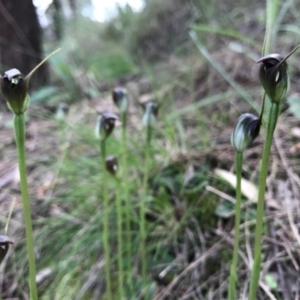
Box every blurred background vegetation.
[1,0,300,299]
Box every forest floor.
[1,64,300,298]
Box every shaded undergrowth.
[1,0,300,299]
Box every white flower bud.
[231,113,260,152]
[142,102,158,128]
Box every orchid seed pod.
[112,87,129,113]
[231,113,260,152]
[142,101,158,128]
[258,54,289,104]
[105,155,118,176]
[95,112,118,141]
[0,235,14,265]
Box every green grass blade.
[191,24,260,50]
[264,0,279,54]
[189,30,259,112]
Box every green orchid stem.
[14,114,38,300]
[100,140,112,300]
[228,151,243,300]
[249,102,279,300]
[115,178,125,299]
[121,112,133,294]
[140,126,152,294]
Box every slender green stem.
[264,0,278,55]
[228,151,243,300]
[121,113,133,293]
[115,178,124,299]
[248,3,279,296]
[14,114,38,300]
[140,127,152,292]
[100,140,112,300]
[248,103,279,300]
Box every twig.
[217,229,277,300]
[153,240,223,300]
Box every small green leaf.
[265,273,277,289]
[215,202,233,218]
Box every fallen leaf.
[214,168,258,202]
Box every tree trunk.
[68,0,77,19]
[52,0,63,40]
[0,0,48,92]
